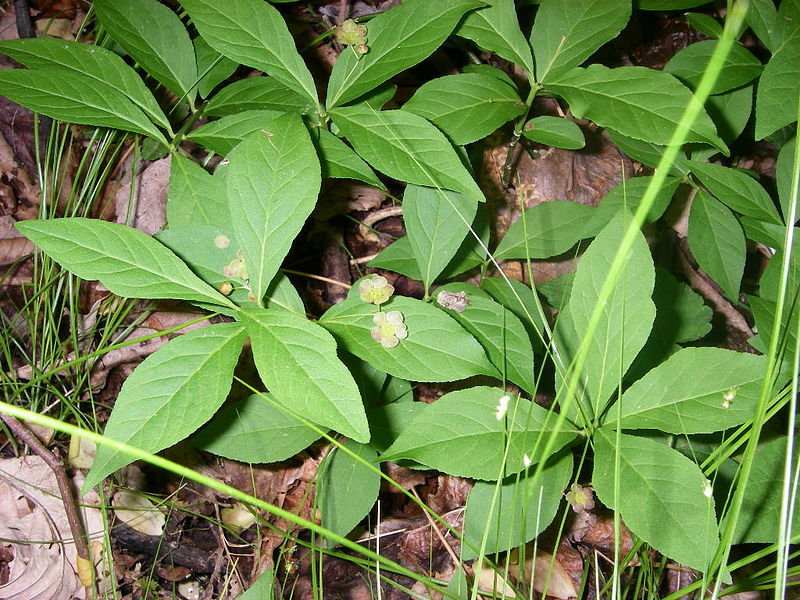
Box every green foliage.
[462,449,573,559]
[95,0,197,102]
[5,0,796,587]
[593,429,721,573]
[83,323,247,491]
[226,119,321,303]
[318,440,381,539]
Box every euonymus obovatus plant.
[3,0,800,585]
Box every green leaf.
[556,213,656,419]
[740,217,787,249]
[203,77,314,117]
[179,0,319,108]
[186,110,287,155]
[664,40,762,95]
[84,322,246,491]
[226,119,321,303]
[734,436,800,544]
[605,130,685,174]
[330,106,485,203]
[686,161,781,224]
[368,234,486,282]
[455,0,535,75]
[326,0,484,108]
[755,36,800,140]
[611,347,767,434]
[194,36,238,99]
[688,190,745,300]
[155,226,304,313]
[522,116,585,149]
[638,0,712,8]
[166,154,227,228]
[0,69,168,144]
[745,0,781,52]
[192,393,320,463]
[686,13,723,39]
[705,84,753,144]
[403,72,526,145]
[582,176,680,239]
[435,283,536,393]
[593,430,720,573]
[0,38,170,131]
[495,201,595,259]
[547,65,727,153]
[625,267,712,381]
[462,450,573,559]
[343,352,413,408]
[239,569,274,600]
[15,218,233,307]
[480,276,548,354]
[320,296,497,382]
[367,402,423,453]
[318,440,381,540]
[312,129,385,188]
[242,308,369,442]
[530,0,631,84]
[95,0,197,101]
[382,387,575,480]
[404,184,478,291]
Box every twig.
[337,0,349,24]
[0,414,96,597]
[12,0,34,40]
[675,234,754,339]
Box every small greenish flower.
[333,19,367,46]
[223,249,248,281]
[359,275,394,305]
[370,310,408,349]
[565,483,595,513]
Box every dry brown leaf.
[112,490,166,537]
[508,550,577,600]
[114,155,170,235]
[0,455,105,599]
